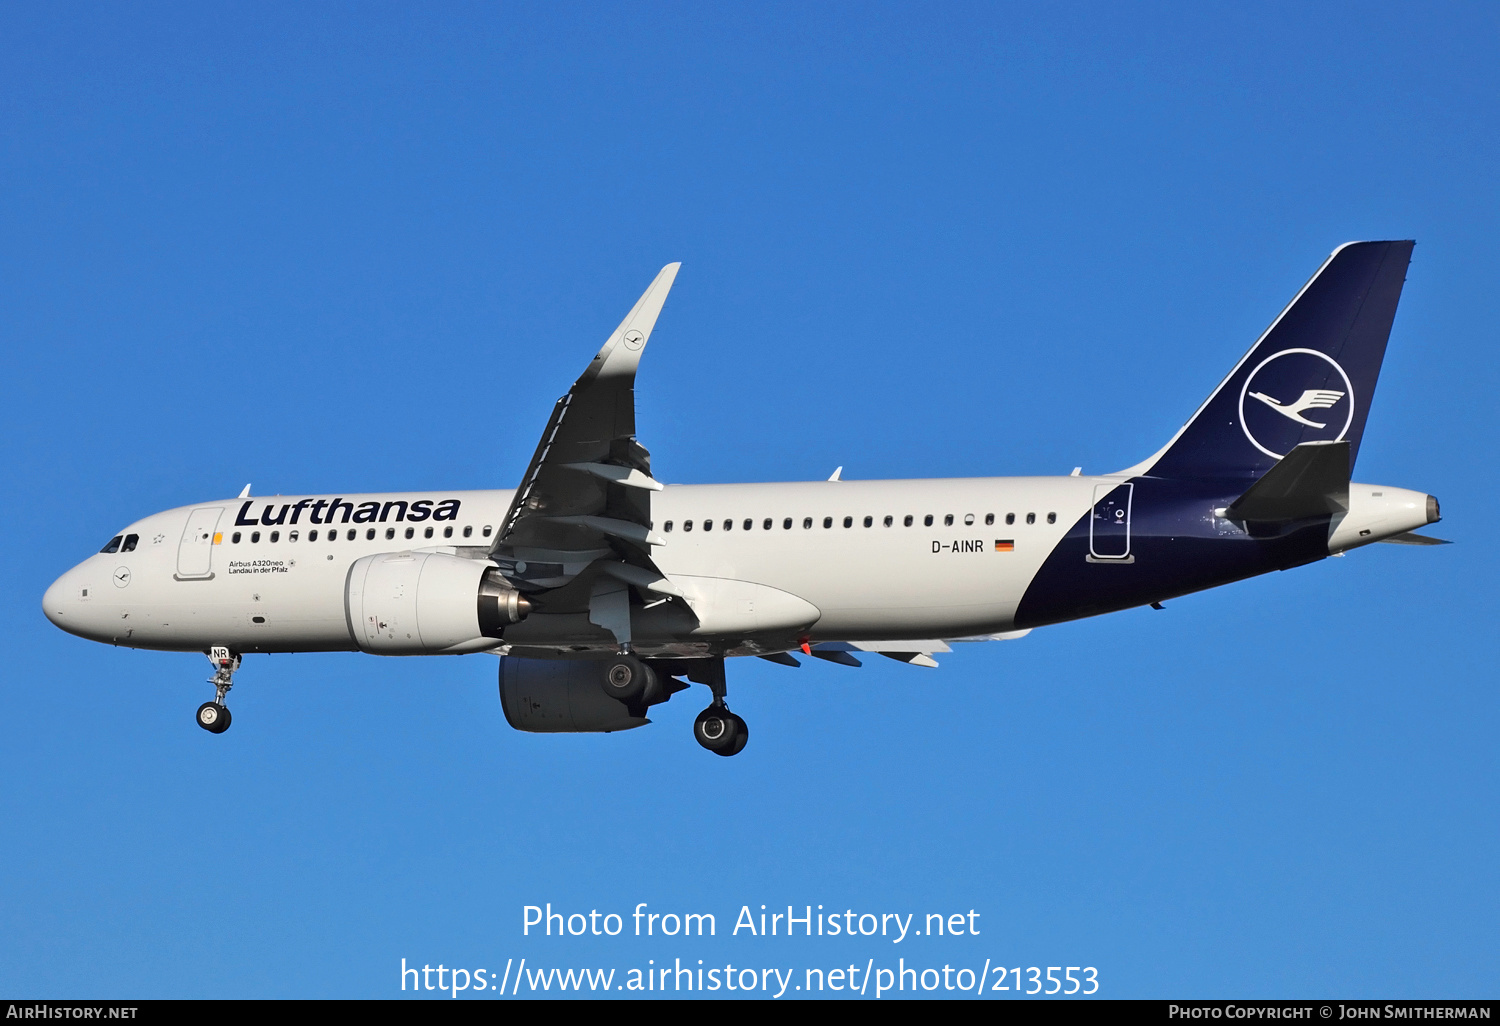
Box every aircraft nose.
[42,566,91,633]
[42,571,72,628]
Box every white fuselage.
[41,475,1431,658]
[42,477,1100,654]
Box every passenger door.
[176,508,224,579]
[1088,483,1133,562]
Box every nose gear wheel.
[197,646,241,734]
[196,701,231,733]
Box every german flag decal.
[995,539,1014,552]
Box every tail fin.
[1130,241,1414,480]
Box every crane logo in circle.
[1237,348,1355,459]
[622,329,646,350]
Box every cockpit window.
[100,536,123,554]
[121,534,139,552]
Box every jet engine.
[346,552,529,654]
[499,655,679,732]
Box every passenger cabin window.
[883,515,893,527]
[704,519,714,532]
[309,530,319,541]
[386,528,396,540]
[443,526,453,538]
[803,517,813,529]
[843,516,853,528]
[423,527,433,539]
[824,517,833,529]
[944,514,954,526]
[964,513,975,525]
[1026,513,1036,524]
[783,518,792,529]
[743,519,752,531]
[232,532,242,544]
[924,515,934,527]
[121,534,139,552]
[664,521,674,532]
[763,519,772,530]
[289,530,299,542]
[904,515,913,527]
[366,528,376,540]
[863,516,873,528]
[405,527,414,539]
[1006,513,1015,525]
[684,520,693,532]
[1047,512,1057,524]
[348,529,357,540]
[483,525,493,537]
[723,519,732,531]
[985,514,994,525]
[269,531,280,543]
[100,536,123,554]
[251,531,261,543]
[463,525,473,538]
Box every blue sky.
[2,2,1496,998]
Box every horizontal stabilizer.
[1226,441,1349,522]
[947,629,1031,642]
[1378,531,1452,546]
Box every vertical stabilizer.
[1128,241,1414,480]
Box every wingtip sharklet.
[593,263,682,377]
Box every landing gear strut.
[687,658,748,757]
[197,646,239,734]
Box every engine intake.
[346,552,529,654]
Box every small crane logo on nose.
[113,567,131,588]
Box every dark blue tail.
[1139,241,1414,480]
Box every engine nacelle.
[346,552,529,654]
[500,656,673,733]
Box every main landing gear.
[196,646,240,734]
[694,705,748,757]
[688,659,748,757]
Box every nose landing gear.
[197,646,240,734]
[196,701,231,733]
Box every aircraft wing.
[775,632,1032,669]
[489,264,683,645]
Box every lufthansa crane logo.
[622,329,646,350]
[1238,348,1354,459]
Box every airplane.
[42,241,1446,756]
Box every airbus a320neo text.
[44,242,1445,755]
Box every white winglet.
[590,263,681,381]
[828,466,843,482]
[238,483,251,498]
